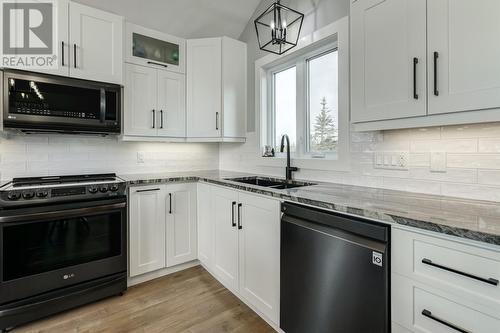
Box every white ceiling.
[72,0,263,39]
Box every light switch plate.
[430,152,446,172]
[137,152,145,164]
[374,152,409,170]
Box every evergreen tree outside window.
[307,49,338,155]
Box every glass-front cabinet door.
[125,23,185,74]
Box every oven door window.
[2,211,122,281]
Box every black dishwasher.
[280,202,390,333]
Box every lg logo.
[63,273,75,280]
[2,1,53,54]
[372,251,383,267]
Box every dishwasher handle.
[281,202,389,243]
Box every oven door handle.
[0,202,126,224]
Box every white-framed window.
[267,43,338,157]
[257,17,350,171]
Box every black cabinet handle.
[147,61,168,68]
[237,203,242,230]
[422,310,471,333]
[136,188,160,193]
[216,112,219,131]
[413,57,418,100]
[61,41,65,66]
[160,110,164,129]
[152,109,155,128]
[433,51,439,96]
[74,44,77,68]
[231,201,237,227]
[169,193,172,214]
[422,258,498,286]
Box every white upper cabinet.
[222,37,247,138]
[156,70,186,137]
[351,0,500,131]
[351,0,427,123]
[187,38,222,138]
[187,37,247,141]
[125,23,185,74]
[165,183,197,267]
[124,64,157,137]
[427,0,500,115]
[123,63,186,138]
[69,2,123,84]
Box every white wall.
[220,0,500,202]
[0,135,219,180]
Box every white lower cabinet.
[238,192,280,323]
[129,183,197,277]
[197,183,213,267]
[392,273,500,333]
[129,185,166,276]
[166,183,197,267]
[212,186,240,291]
[199,184,281,325]
[392,227,500,333]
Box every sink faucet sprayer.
[280,134,298,182]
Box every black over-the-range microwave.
[2,69,121,135]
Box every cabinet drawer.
[392,228,500,310]
[392,273,500,333]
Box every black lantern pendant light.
[254,0,304,55]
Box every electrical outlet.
[430,152,446,172]
[137,152,145,164]
[374,152,409,170]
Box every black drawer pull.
[237,203,242,230]
[231,201,237,227]
[61,41,65,66]
[413,57,418,99]
[147,61,168,68]
[152,109,156,128]
[74,43,77,68]
[422,258,499,286]
[422,310,471,333]
[136,188,160,193]
[433,51,439,96]
[169,193,172,214]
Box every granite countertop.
[120,170,500,246]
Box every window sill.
[257,155,350,172]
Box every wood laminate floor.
[14,266,275,333]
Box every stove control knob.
[36,190,49,198]
[7,192,21,201]
[99,186,109,193]
[22,191,35,199]
[110,184,119,192]
[88,187,98,194]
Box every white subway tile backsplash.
[441,183,500,202]
[477,170,500,186]
[447,154,500,169]
[410,139,477,153]
[220,120,500,202]
[441,122,500,139]
[478,138,500,153]
[0,136,219,180]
